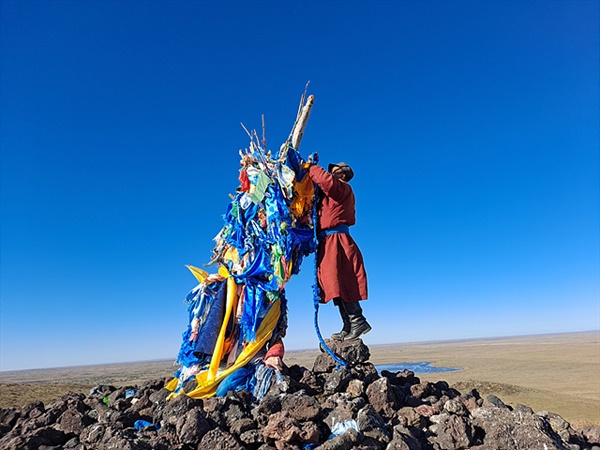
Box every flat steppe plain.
[1,331,598,429]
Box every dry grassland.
[1,331,598,430]
[366,331,600,429]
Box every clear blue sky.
[1,1,598,371]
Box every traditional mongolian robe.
[308,165,368,304]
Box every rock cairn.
[1,339,599,450]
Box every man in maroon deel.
[306,161,371,341]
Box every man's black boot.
[343,301,371,340]
[331,299,351,341]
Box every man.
[305,160,370,341]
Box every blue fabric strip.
[318,224,350,240]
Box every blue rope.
[311,178,347,369]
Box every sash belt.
[317,224,350,240]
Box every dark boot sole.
[330,332,347,341]
[344,323,372,341]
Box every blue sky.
[1,0,598,371]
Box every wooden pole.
[291,94,315,150]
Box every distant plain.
[1,331,598,429]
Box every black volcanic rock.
[281,391,321,421]
[175,407,211,446]
[0,408,20,434]
[366,377,405,417]
[0,338,596,450]
[471,402,572,450]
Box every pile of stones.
[1,339,599,450]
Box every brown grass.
[0,383,94,409]
[0,359,175,409]
[1,331,598,430]
[365,331,600,430]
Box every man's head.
[328,162,354,182]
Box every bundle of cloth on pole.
[166,94,316,400]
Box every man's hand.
[301,152,319,169]
[264,356,283,371]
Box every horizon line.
[1,329,597,374]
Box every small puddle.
[375,362,461,375]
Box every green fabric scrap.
[230,201,239,219]
[250,171,272,203]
